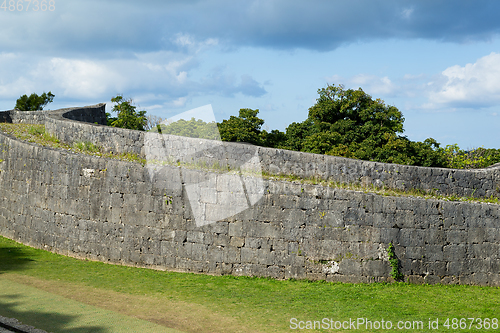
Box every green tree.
[260,129,287,148]
[281,118,316,151]
[288,84,447,167]
[150,117,220,140]
[15,92,55,111]
[442,144,500,169]
[107,95,147,131]
[217,108,287,147]
[305,84,404,154]
[217,108,265,145]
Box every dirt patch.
[2,273,262,333]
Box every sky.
[1,0,500,149]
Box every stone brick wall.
[1,109,500,285]
[0,104,106,125]
[40,106,500,199]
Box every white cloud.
[0,77,36,99]
[172,96,188,107]
[45,58,123,98]
[429,52,500,108]
[171,33,219,53]
[350,74,395,95]
[324,74,396,96]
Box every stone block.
[424,274,441,285]
[223,246,241,263]
[362,260,389,277]
[228,221,243,237]
[230,236,245,248]
[443,244,466,262]
[338,259,362,276]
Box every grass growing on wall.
[0,123,147,164]
[0,123,499,205]
[0,123,61,147]
[1,236,500,332]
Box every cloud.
[325,74,396,97]
[45,58,123,98]
[428,52,500,108]
[2,1,500,55]
[0,50,266,110]
[237,75,267,97]
[350,75,395,96]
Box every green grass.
[1,236,500,332]
[0,123,147,165]
[0,278,180,333]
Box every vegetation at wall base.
[387,243,404,281]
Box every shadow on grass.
[0,294,108,333]
[0,246,36,274]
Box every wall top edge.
[2,104,500,175]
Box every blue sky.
[1,0,500,148]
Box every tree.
[213,84,497,168]
[107,95,147,131]
[217,108,287,147]
[285,84,447,167]
[151,117,220,140]
[304,84,405,155]
[281,118,316,151]
[260,129,287,148]
[15,92,55,111]
[217,108,265,145]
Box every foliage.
[213,84,500,169]
[283,84,447,167]
[387,242,404,281]
[442,144,500,169]
[281,118,315,151]
[217,108,265,145]
[72,141,101,154]
[101,89,492,170]
[106,95,147,131]
[15,91,55,111]
[260,128,287,148]
[217,108,287,147]
[150,117,220,140]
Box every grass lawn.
[1,236,500,332]
[0,277,181,333]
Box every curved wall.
[0,105,499,285]
[43,108,500,199]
